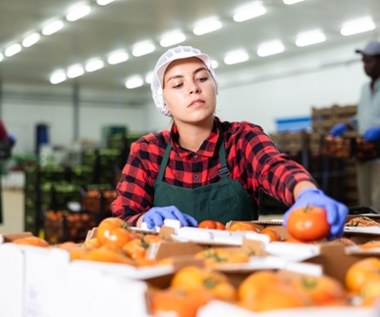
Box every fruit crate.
[311,104,357,135]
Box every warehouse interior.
[1,0,380,235]
[3,1,380,316]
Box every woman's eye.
[198,76,209,82]
[172,83,183,88]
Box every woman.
[111,45,347,239]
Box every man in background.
[330,40,380,210]
[0,119,15,159]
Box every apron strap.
[158,141,172,181]
[218,136,230,178]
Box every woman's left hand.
[283,188,348,240]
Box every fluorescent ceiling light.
[66,4,91,22]
[107,50,129,65]
[283,0,305,4]
[145,71,153,84]
[193,19,222,36]
[0,53,4,62]
[224,49,249,65]
[125,75,144,89]
[340,16,375,36]
[132,41,156,57]
[96,0,115,5]
[85,58,104,72]
[42,20,64,36]
[67,64,84,78]
[22,33,41,48]
[50,70,67,84]
[211,59,219,69]
[233,3,267,22]
[295,30,326,47]
[257,40,285,57]
[4,43,22,57]
[160,30,186,47]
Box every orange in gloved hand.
[286,205,330,242]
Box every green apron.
[153,137,258,224]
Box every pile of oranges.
[10,214,380,316]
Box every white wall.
[217,60,365,133]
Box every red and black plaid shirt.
[111,116,315,225]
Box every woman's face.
[162,57,217,124]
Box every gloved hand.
[363,127,380,142]
[329,123,348,137]
[142,205,198,229]
[283,188,348,240]
[8,134,16,147]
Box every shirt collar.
[170,117,221,158]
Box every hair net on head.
[150,45,217,116]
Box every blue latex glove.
[142,205,198,229]
[8,134,16,146]
[329,123,348,137]
[283,188,348,240]
[363,127,380,142]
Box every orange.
[261,227,281,241]
[12,236,49,247]
[170,265,237,302]
[287,205,330,242]
[226,221,260,232]
[291,274,346,306]
[345,257,380,294]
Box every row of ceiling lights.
[0,0,377,89]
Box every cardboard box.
[0,244,25,317]
[197,300,376,317]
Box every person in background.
[0,118,15,159]
[112,45,348,239]
[330,41,380,210]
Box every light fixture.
[50,70,67,84]
[193,18,222,36]
[107,50,129,65]
[22,33,41,48]
[4,43,22,57]
[0,53,4,62]
[66,4,91,22]
[42,20,64,36]
[145,71,153,84]
[295,29,326,47]
[340,16,376,36]
[67,64,84,78]
[125,75,144,89]
[85,58,104,72]
[96,0,115,5]
[233,3,267,22]
[159,30,186,47]
[283,0,305,4]
[223,49,249,65]
[132,41,156,57]
[211,59,219,69]
[257,40,285,57]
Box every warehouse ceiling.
[0,0,380,104]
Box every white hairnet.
[150,45,217,116]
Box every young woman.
[111,46,347,239]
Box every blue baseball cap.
[355,41,380,56]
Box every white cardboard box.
[0,244,25,317]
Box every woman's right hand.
[142,205,198,229]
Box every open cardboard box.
[0,231,33,243]
[197,300,376,317]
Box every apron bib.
[153,137,257,224]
